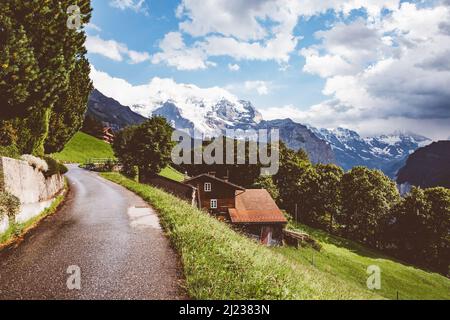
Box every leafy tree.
[180,136,263,188]
[424,187,450,274]
[340,166,400,248]
[113,117,174,181]
[253,175,280,202]
[274,144,310,216]
[389,187,450,273]
[314,164,344,232]
[81,115,104,139]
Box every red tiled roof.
[229,189,287,224]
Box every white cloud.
[85,23,101,32]
[109,0,147,14]
[152,0,402,70]
[294,2,450,139]
[244,81,270,95]
[228,63,240,71]
[85,35,150,64]
[151,32,214,70]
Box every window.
[204,182,211,192]
[210,199,218,209]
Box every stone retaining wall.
[0,157,65,204]
[0,157,65,234]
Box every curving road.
[0,166,185,300]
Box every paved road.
[0,166,185,300]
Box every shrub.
[42,156,68,178]
[0,191,20,221]
[20,154,48,172]
[0,144,20,159]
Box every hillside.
[397,141,450,188]
[51,132,115,163]
[100,172,378,299]
[88,89,147,131]
[275,224,450,300]
[100,172,450,300]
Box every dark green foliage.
[339,166,400,247]
[314,164,344,232]
[0,191,20,221]
[0,144,20,159]
[42,156,68,178]
[253,175,280,202]
[0,0,92,155]
[386,187,450,274]
[274,144,311,216]
[81,115,104,139]
[0,3,39,119]
[179,136,263,188]
[113,117,174,180]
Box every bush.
[20,154,48,172]
[0,144,20,159]
[42,156,68,178]
[0,191,20,221]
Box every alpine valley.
[87,88,432,178]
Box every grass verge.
[274,223,450,300]
[0,180,68,247]
[101,172,380,300]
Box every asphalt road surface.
[0,166,185,300]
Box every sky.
[86,0,450,140]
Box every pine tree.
[1,0,92,155]
[0,2,39,120]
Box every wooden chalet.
[184,173,287,245]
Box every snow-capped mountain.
[310,127,432,177]
[89,82,431,175]
[123,78,262,137]
[152,98,263,137]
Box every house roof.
[229,189,287,224]
[183,173,245,191]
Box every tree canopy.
[0,0,92,155]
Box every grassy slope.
[160,166,185,182]
[101,172,379,300]
[275,223,450,300]
[51,132,115,163]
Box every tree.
[113,117,174,181]
[253,175,280,203]
[180,136,263,188]
[0,2,39,119]
[314,164,344,232]
[81,115,104,139]
[45,57,93,153]
[274,144,311,217]
[389,187,450,273]
[45,0,93,153]
[340,166,400,248]
[424,187,450,274]
[0,0,92,155]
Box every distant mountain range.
[397,141,450,189]
[87,88,432,177]
[310,127,431,177]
